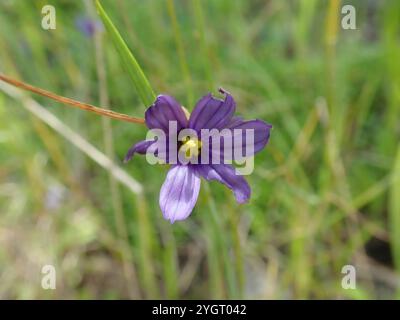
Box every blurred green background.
[0,0,399,299]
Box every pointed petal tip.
[235,190,251,204]
[233,178,251,204]
[196,164,251,205]
[189,90,236,131]
[123,154,134,164]
[145,94,188,131]
[123,152,133,163]
[155,94,168,103]
[257,119,273,129]
[124,140,155,163]
[218,87,231,95]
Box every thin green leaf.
[390,146,400,274]
[95,0,156,107]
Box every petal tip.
[235,188,251,204]
[236,195,250,204]
[123,152,133,163]
[168,217,176,224]
[218,87,231,95]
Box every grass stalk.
[0,73,145,125]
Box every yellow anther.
[179,137,202,159]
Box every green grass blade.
[166,0,194,107]
[95,0,156,107]
[390,145,400,292]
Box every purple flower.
[125,89,272,223]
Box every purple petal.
[226,116,244,128]
[196,164,250,203]
[189,89,236,131]
[145,95,188,132]
[206,119,272,163]
[159,165,201,223]
[227,119,272,158]
[124,140,155,163]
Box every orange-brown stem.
[0,73,146,125]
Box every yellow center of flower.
[179,137,202,160]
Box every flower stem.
[0,73,145,125]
